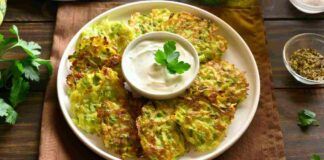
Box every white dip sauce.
[125,40,196,94]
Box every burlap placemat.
[39,2,285,160]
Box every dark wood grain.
[265,20,324,89]
[261,0,324,19]
[4,0,55,22]
[5,0,324,21]
[0,92,44,160]
[6,0,324,21]
[275,88,324,160]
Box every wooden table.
[0,0,323,159]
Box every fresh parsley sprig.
[0,25,52,124]
[298,109,319,128]
[311,154,321,160]
[154,40,191,74]
[0,99,17,125]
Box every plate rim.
[56,1,261,160]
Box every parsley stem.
[0,59,15,62]
[0,44,18,56]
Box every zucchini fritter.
[77,20,135,53]
[188,60,248,110]
[67,21,135,88]
[136,102,186,160]
[174,60,248,151]
[175,99,233,151]
[70,67,140,159]
[129,9,228,62]
[162,12,228,62]
[97,101,140,159]
[129,9,172,35]
[69,67,126,133]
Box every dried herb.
[288,48,324,81]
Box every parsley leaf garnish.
[154,40,191,74]
[8,25,41,57]
[155,49,167,65]
[0,98,18,124]
[9,77,30,107]
[298,109,319,128]
[311,154,321,160]
[0,25,52,124]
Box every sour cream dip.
[122,32,199,99]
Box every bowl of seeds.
[283,33,324,85]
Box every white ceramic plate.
[57,1,260,160]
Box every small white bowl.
[121,32,200,99]
[290,0,324,14]
[283,33,324,85]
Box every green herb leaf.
[16,40,41,57]
[0,25,53,125]
[311,154,321,160]
[0,37,18,56]
[154,40,191,74]
[31,59,41,69]
[11,60,24,78]
[0,99,10,117]
[154,49,167,65]
[23,65,40,81]
[167,61,191,74]
[8,25,41,57]
[0,98,18,124]
[167,51,179,63]
[298,109,319,127]
[32,58,53,75]
[9,25,19,38]
[163,40,176,55]
[5,107,18,124]
[9,77,30,107]
[166,65,176,74]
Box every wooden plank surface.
[0,2,54,158]
[0,92,44,159]
[261,0,324,19]
[275,89,324,160]
[6,0,324,21]
[4,0,55,22]
[0,0,323,159]
[264,20,324,89]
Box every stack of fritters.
[67,9,248,160]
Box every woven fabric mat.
[39,2,285,160]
